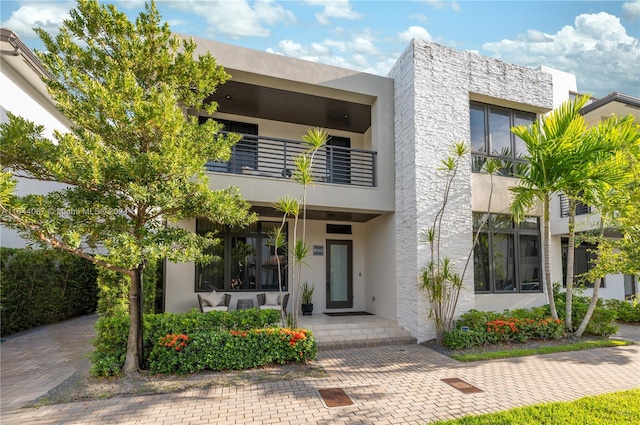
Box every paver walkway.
[1,317,639,424]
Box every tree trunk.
[565,199,576,332]
[544,197,559,320]
[122,268,142,375]
[574,277,602,338]
[574,219,605,338]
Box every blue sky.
[2,1,639,97]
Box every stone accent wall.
[390,40,553,342]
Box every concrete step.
[317,336,417,351]
[299,315,416,350]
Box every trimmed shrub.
[605,298,640,324]
[548,291,619,336]
[444,328,486,350]
[0,248,98,336]
[444,308,565,350]
[148,328,317,375]
[90,308,286,377]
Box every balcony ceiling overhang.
[207,81,372,134]
[250,206,380,223]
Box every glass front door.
[326,240,353,309]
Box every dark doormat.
[324,311,373,317]
[318,388,354,407]
[441,378,484,394]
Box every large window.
[470,102,535,177]
[195,220,287,292]
[561,239,600,288]
[473,214,542,293]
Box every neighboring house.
[5,29,636,343]
[0,28,71,248]
[549,92,640,302]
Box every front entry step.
[317,335,417,351]
[298,315,417,351]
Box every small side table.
[237,298,254,310]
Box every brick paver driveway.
[1,317,638,424]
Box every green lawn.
[451,339,632,362]
[431,389,640,425]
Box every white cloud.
[1,2,72,40]
[267,31,394,75]
[410,13,429,23]
[622,1,640,19]
[423,1,460,12]
[482,12,640,96]
[169,0,296,38]
[398,26,433,43]
[305,0,363,25]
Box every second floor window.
[470,102,535,177]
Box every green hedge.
[149,328,317,375]
[0,248,98,336]
[89,308,308,376]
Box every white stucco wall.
[1,58,70,248]
[389,40,554,342]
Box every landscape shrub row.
[445,309,564,350]
[90,309,305,376]
[0,248,98,336]
[548,290,619,336]
[149,328,317,374]
[604,297,640,324]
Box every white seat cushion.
[260,304,281,311]
[203,305,228,312]
[265,292,280,306]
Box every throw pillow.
[265,292,280,306]
[204,291,224,307]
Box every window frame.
[473,213,543,294]
[195,220,288,292]
[470,102,536,177]
[561,238,602,288]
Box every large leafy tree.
[511,96,639,332]
[0,0,254,374]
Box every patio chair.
[197,292,231,312]
[257,292,289,312]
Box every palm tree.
[510,96,591,321]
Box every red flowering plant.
[159,333,190,351]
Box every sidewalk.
[1,318,638,424]
[0,314,96,411]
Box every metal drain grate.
[318,388,354,407]
[441,378,484,394]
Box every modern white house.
[2,28,637,343]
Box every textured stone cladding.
[389,40,553,343]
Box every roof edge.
[580,91,640,115]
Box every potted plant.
[301,282,315,315]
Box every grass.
[451,339,633,362]
[431,389,640,424]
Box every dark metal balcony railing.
[206,132,377,187]
[559,194,591,218]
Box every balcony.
[206,132,377,187]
